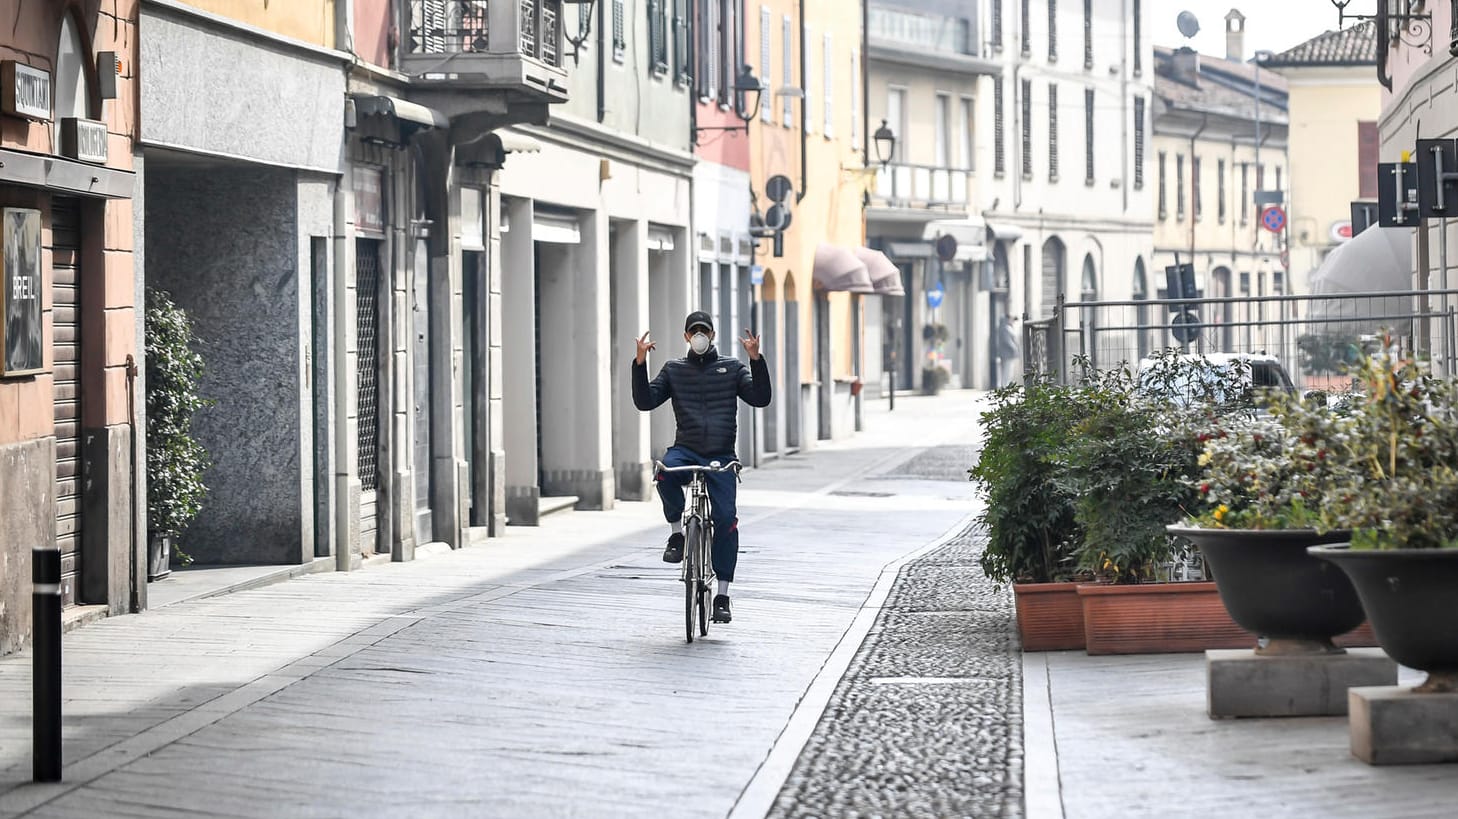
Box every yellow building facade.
[748,0,869,446]
[176,0,335,46]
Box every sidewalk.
[0,392,985,818]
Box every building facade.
[1151,40,1290,356]
[978,0,1155,379]
[0,1,140,652]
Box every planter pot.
[147,533,173,582]
[1014,582,1086,651]
[1078,581,1252,655]
[1310,546,1458,692]
[1169,526,1367,654]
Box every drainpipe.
[1189,113,1208,269]
[795,0,808,203]
[597,0,607,123]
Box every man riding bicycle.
[633,311,772,623]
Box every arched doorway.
[783,272,802,450]
[1080,254,1099,367]
[1134,258,1151,361]
[989,242,1012,388]
[1040,237,1066,318]
[1211,266,1233,351]
[760,271,780,454]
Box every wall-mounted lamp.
[1328,0,1432,90]
[693,65,764,144]
[562,0,599,66]
[873,120,897,168]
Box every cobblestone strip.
[767,523,1023,819]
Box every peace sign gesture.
[635,331,657,364]
[740,329,762,360]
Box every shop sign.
[60,118,108,164]
[1,208,44,376]
[1,61,51,121]
[354,168,385,237]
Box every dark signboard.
[2,208,43,376]
[1377,161,1419,227]
[1416,138,1458,219]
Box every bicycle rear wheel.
[684,519,703,643]
[698,524,714,637]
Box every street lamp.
[1327,0,1432,89]
[692,65,764,143]
[873,120,896,168]
[562,0,600,66]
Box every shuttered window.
[1176,154,1185,219]
[823,32,833,136]
[649,0,669,74]
[612,0,626,62]
[1132,0,1142,73]
[1218,159,1227,223]
[1084,87,1094,184]
[992,0,1003,51]
[1193,156,1202,219]
[782,16,793,125]
[994,77,1006,175]
[1133,95,1145,189]
[760,7,773,124]
[1021,78,1032,178]
[1021,0,1031,55]
[674,0,690,84]
[850,48,860,146]
[1157,152,1166,219]
[1358,121,1379,198]
[1083,0,1093,67]
[1048,0,1058,61]
[1048,82,1058,180]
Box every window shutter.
[823,32,833,136]
[804,25,814,135]
[649,0,667,73]
[674,0,690,84]
[612,0,626,62]
[1048,0,1057,61]
[1021,78,1032,178]
[1177,154,1185,219]
[1218,159,1227,222]
[850,48,860,147]
[1193,156,1202,219]
[1358,121,1379,198]
[1021,0,1031,55]
[1133,95,1145,189]
[994,77,1005,175]
[992,0,1003,50]
[1132,0,1142,74]
[1241,163,1249,223]
[1084,87,1094,184]
[761,7,773,123]
[782,15,793,126]
[1083,0,1092,68]
[1048,82,1058,180]
[1158,151,1166,218]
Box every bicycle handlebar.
[654,460,742,475]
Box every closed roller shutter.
[51,197,82,607]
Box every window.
[1132,0,1141,74]
[650,0,669,74]
[851,49,861,147]
[1241,162,1250,223]
[1275,165,1282,192]
[1218,158,1227,223]
[1257,163,1265,190]
[934,93,951,168]
[1083,0,1093,68]
[719,0,740,105]
[1240,271,1250,294]
[612,0,626,62]
[1193,156,1202,220]
[887,87,906,163]
[698,0,719,97]
[1273,271,1285,295]
[992,0,1004,51]
[1021,78,1033,178]
[1133,95,1145,189]
[1158,151,1167,219]
[1176,154,1185,219]
[804,25,814,135]
[782,15,793,126]
[1021,0,1031,55]
[994,77,1006,175]
[760,7,773,124]
[674,0,691,84]
[1358,121,1379,198]
[1048,82,1058,180]
[823,32,833,136]
[959,97,974,170]
[1048,0,1058,61]
[1084,87,1094,184]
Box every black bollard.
[33,546,61,783]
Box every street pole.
[888,316,897,411]
[33,546,62,782]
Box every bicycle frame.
[655,459,741,642]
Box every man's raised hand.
[635,331,657,364]
[740,329,762,360]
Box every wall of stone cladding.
[144,163,304,565]
[0,438,55,655]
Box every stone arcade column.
[501,197,540,525]
[610,220,652,501]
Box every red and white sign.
[1260,205,1286,234]
[1331,221,1354,243]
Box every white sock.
[670,520,683,535]
[717,579,730,597]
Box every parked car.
[1135,353,1296,409]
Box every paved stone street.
[0,393,987,818]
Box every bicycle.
[654,459,742,643]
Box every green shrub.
[145,288,212,564]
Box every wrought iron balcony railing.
[404,0,567,98]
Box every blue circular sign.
[927,286,945,309]
[1261,206,1286,234]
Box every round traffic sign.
[1171,310,1202,344]
[1260,205,1286,234]
[927,285,945,309]
[934,234,958,262]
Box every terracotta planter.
[1013,582,1086,651]
[1078,581,1253,655]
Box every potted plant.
[1064,351,1255,654]
[144,288,211,580]
[1168,405,1375,655]
[969,374,1090,650]
[1304,347,1458,694]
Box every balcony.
[873,163,972,212]
[402,0,570,107]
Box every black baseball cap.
[685,311,714,333]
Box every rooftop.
[1261,20,1377,67]
[1154,46,1289,124]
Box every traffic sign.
[1416,138,1458,218]
[1260,205,1286,234]
[1377,161,1420,227]
[934,234,958,262]
[750,265,765,285]
[1171,310,1202,345]
[927,284,945,309]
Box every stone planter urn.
[147,532,173,582]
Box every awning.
[1308,225,1414,334]
[0,148,133,199]
[884,240,934,259]
[925,216,989,263]
[855,247,905,296]
[533,209,581,244]
[647,225,676,252]
[986,220,1024,242]
[498,131,542,154]
[813,243,875,293]
[352,94,448,130]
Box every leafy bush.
[969,375,1087,584]
[1297,332,1362,376]
[145,288,212,564]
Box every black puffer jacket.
[633,346,772,456]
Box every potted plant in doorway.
[144,288,212,580]
[970,374,1091,650]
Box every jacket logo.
[717,367,728,373]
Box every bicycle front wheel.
[684,518,704,643]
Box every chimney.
[1172,47,1200,84]
[1225,9,1246,62]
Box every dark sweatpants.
[655,445,740,583]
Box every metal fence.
[1024,289,1458,391]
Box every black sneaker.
[712,594,732,623]
[662,533,684,564]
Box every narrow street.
[0,393,990,818]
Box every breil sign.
[1,61,51,121]
[61,118,108,164]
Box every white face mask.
[690,333,711,355]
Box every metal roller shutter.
[51,197,82,607]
